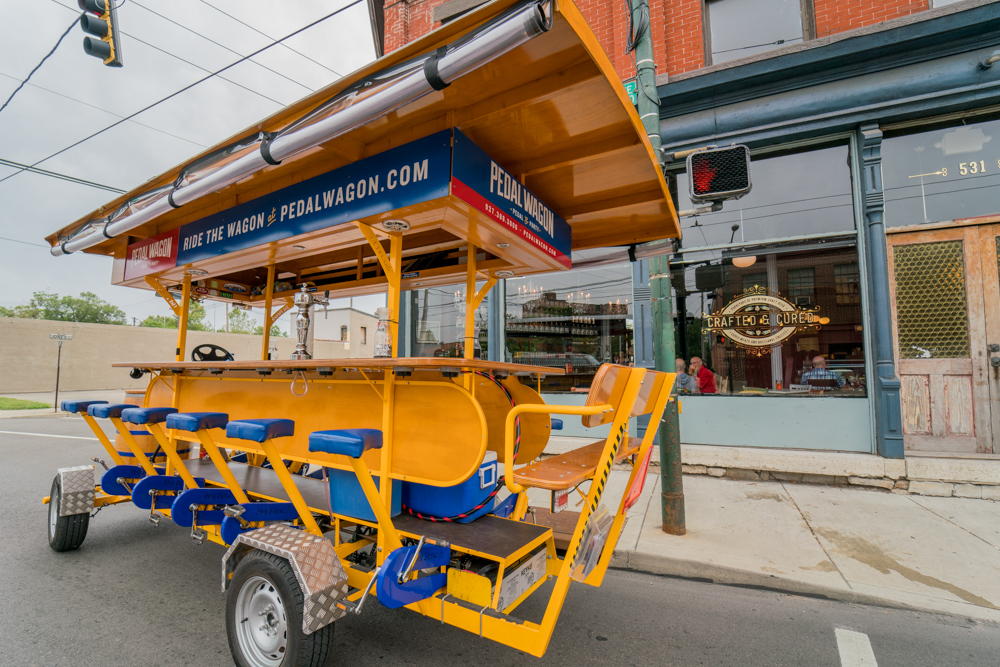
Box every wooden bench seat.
[512,437,642,491]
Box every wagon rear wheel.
[47,475,89,552]
[226,550,335,667]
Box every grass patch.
[0,397,51,410]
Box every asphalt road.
[2,416,999,667]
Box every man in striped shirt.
[801,356,845,388]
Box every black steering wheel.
[192,344,235,362]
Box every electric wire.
[129,1,316,93]
[714,37,803,55]
[197,0,343,79]
[0,70,206,148]
[48,0,287,107]
[0,14,81,116]
[0,157,125,192]
[0,0,365,188]
[0,236,50,248]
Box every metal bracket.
[57,466,95,516]
[221,523,349,635]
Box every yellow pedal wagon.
[42,1,679,664]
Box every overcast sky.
[0,0,384,332]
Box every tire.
[47,475,90,552]
[226,550,335,667]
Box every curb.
[0,412,68,420]
[609,549,1000,625]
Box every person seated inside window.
[801,355,846,389]
[674,358,697,394]
[689,356,717,394]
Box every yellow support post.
[260,264,276,361]
[109,417,158,477]
[464,245,476,362]
[147,423,200,490]
[176,274,191,362]
[259,438,323,536]
[194,431,251,504]
[82,414,125,465]
[387,233,402,359]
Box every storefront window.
[674,144,855,248]
[505,262,633,393]
[707,0,807,65]
[883,118,1000,226]
[675,242,866,397]
[408,282,490,358]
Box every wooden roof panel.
[48,0,678,286]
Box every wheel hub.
[236,576,287,667]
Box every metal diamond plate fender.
[221,523,349,634]
[57,466,95,517]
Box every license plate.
[496,547,546,612]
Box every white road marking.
[836,628,878,667]
[0,430,98,441]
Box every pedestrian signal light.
[79,0,123,67]
[686,145,751,203]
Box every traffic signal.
[78,0,123,67]
[686,145,751,203]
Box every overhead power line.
[0,157,125,192]
[0,69,206,148]
[0,0,364,189]
[49,0,288,108]
[0,14,81,116]
[0,235,50,249]
[129,1,316,93]
[197,0,343,79]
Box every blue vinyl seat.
[166,412,229,432]
[121,407,178,425]
[88,403,134,419]
[61,399,108,414]
[226,419,294,443]
[308,429,383,459]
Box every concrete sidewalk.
[0,389,129,419]
[605,472,1000,624]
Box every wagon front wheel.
[226,550,335,667]
[47,475,89,552]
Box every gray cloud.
[1,0,378,329]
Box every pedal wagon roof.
[46,0,678,303]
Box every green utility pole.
[630,0,685,534]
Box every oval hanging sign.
[704,285,824,357]
[222,283,248,294]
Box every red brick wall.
[385,0,931,78]
[813,0,928,38]
[663,0,704,75]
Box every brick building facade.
[383,0,939,79]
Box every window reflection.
[884,118,1000,226]
[673,145,855,249]
[707,0,805,65]
[410,283,489,358]
[505,264,634,393]
[675,244,866,397]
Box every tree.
[140,300,213,331]
[254,324,287,337]
[227,308,256,334]
[0,291,127,324]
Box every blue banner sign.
[451,129,572,267]
[125,128,572,278]
[174,131,451,265]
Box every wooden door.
[887,224,993,454]
[976,222,1000,449]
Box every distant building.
[294,307,378,358]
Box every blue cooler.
[326,468,401,522]
[402,451,498,523]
